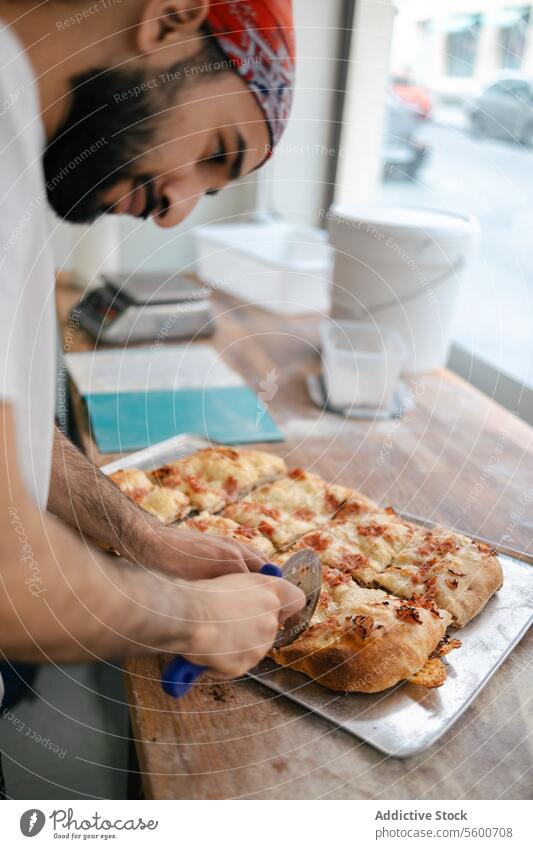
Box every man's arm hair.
[48,426,158,563]
[1,405,197,663]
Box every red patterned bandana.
[206,0,295,157]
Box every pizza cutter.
[161,549,322,699]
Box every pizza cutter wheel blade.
[273,549,322,649]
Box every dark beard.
[43,31,231,224]
[43,66,161,223]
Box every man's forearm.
[48,427,157,563]
[1,505,197,663]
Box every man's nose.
[154,165,230,228]
[153,179,202,228]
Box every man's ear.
[137,0,210,55]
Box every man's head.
[36,0,295,227]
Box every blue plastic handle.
[258,563,283,578]
[161,656,208,699]
[161,563,283,699]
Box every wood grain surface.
[57,276,533,800]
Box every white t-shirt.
[0,23,56,506]
[0,23,56,703]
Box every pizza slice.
[270,568,452,692]
[109,469,191,524]
[277,509,414,586]
[182,512,275,558]
[222,468,355,550]
[331,506,416,583]
[149,447,287,513]
[375,526,504,627]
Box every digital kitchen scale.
[73,272,214,345]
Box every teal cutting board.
[85,386,284,453]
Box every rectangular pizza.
[108,445,502,693]
[222,469,364,550]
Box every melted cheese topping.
[150,448,287,512]
[183,512,275,557]
[284,511,414,585]
[375,526,502,625]
[301,570,449,644]
[141,487,190,524]
[110,468,191,523]
[223,472,355,550]
[110,469,154,503]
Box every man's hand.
[175,572,305,678]
[139,525,269,580]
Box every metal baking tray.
[100,433,212,477]
[248,555,532,757]
[101,435,533,758]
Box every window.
[445,14,482,77]
[378,2,533,396]
[334,0,533,419]
[499,7,530,69]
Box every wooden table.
[57,276,533,800]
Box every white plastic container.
[327,203,480,371]
[194,221,332,315]
[320,319,408,410]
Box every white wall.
[52,0,345,276]
[335,0,396,204]
[269,0,345,226]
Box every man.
[0,0,303,792]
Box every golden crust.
[432,636,462,658]
[375,527,504,628]
[409,657,447,688]
[271,578,451,693]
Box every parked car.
[470,73,533,145]
[392,74,433,119]
[382,92,430,181]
